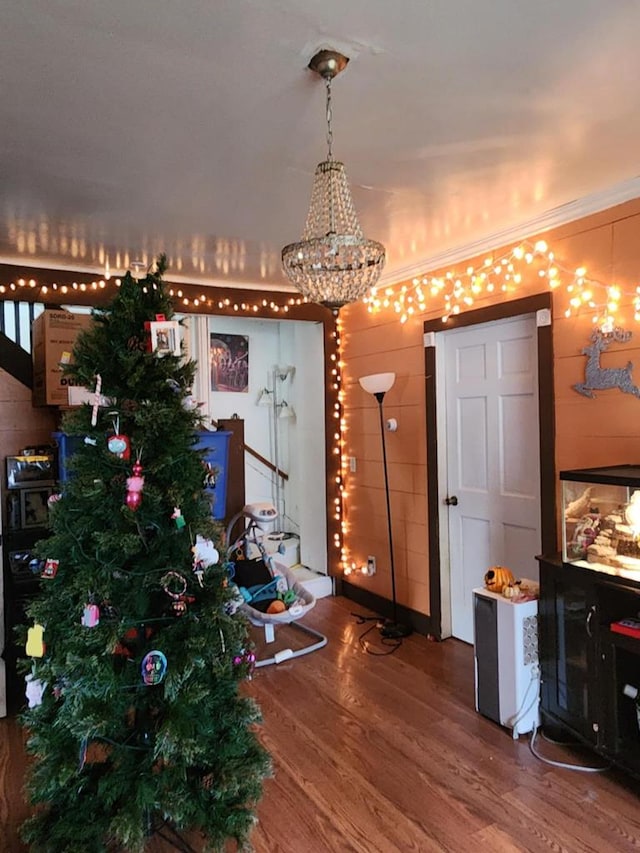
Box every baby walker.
[225,503,327,667]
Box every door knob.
[445,495,458,506]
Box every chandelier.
[281,49,385,312]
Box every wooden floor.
[2,595,639,852]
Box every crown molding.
[380,175,640,286]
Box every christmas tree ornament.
[100,601,119,621]
[26,624,45,657]
[192,535,219,567]
[91,373,102,427]
[81,603,100,627]
[171,507,186,530]
[141,650,168,685]
[47,493,62,509]
[41,558,59,579]
[161,571,194,615]
[107,414,130,460]
[182,393,199,412]
[192,534,219,587]
[232,649,256,675]
[125,453,144,511]
[25,672,47,708]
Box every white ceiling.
[2,1,640,290]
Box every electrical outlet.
[367,556,376,575]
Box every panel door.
[445,315,541,643]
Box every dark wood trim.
[0,263,327,321]
[424,293,556,638]
[0,331,33,388]
[341,580,436,637]
[537,319,556,554]
[424,344,441,637]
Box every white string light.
[0,276,308,316]
[364,239,640,329]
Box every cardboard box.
[32,310,93,406]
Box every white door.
[443,314,541,644]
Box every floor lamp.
[359,373,412,640]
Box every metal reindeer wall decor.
[573,327,640,399]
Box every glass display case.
[561,465,640,576]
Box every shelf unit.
[538,554,640,777]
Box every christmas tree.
[20,257,270,852]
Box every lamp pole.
[358,372,411,641]
[373,390,398,625]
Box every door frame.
[424,293,556,640]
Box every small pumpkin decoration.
[484,565,515,593]
[502,581,522,599]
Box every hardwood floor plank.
[1,595,639,852]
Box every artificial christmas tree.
[20,257,270,852]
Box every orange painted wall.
[340,197,640,618]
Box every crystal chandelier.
[281,49,385,312]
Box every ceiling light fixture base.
[308,49,349,80]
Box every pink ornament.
[126,461,144,511]
[81,604,100,627]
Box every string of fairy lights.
[5,237,640,577]
[330,318,345,560]
[364,239,640,330]
[0,275,308,315]
[5,237,640,325]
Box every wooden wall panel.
[0,369,58,491]
[341,197,640,619]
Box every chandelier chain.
[325,76,333,160]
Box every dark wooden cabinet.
[538,555,640,777]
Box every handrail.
[210,419,289,482]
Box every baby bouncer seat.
[226,503,327,667]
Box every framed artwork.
[210,333,249,392]
[149,320,180,356]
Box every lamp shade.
[359,372,396,396]
[278,401,296,420]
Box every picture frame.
[210,332,249,392]
[149,320,181,357]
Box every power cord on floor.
[504,667,541,733]
[351,612,403,656]
[529,725,611,773]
